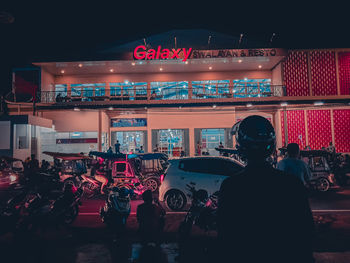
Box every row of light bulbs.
[60,60,263,74]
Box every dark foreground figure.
[218,116,315,263]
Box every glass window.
[71,83,105,97]
[233,79,271,98]
[55,84,67,97]
[14,124,29,149]
[192,80,230,99]
[110,82,138,100]
[201,129,225,156]
[134,82,147,97]
[151,81,188,100]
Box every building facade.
[1,30,350,161]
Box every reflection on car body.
[159,156,244,211]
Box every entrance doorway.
[111,131,145,153]
[157,129,185,157]
[201,129,225,156]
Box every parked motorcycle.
[178,183,218,240]
[16,184,83,233]
[100,184,139,233]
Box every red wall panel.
[281,110,307,148]
[310,51,337,96]
[306,110,332,150]
[283,51,310,96]
[338,52,350,95]
[333,109,350,152]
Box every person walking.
[218,115,315,263]
[277,143,312,186]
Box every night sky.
[1,1,349,95]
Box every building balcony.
[37,85,287,105]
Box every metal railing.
[37,85,286,104]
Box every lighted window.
[70,83,105,97]
[150,81,188,100]
[110,82,146,100]
[192,80,230,99]
[233,79,271,98]
[55,84,67,97]
[14,124,29,149]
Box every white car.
[159,156,244,211]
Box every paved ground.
[2,186,350,262]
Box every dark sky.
[1,0,349,95]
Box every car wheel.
[165,190,186,211]
[144,178,159,192]
[316,178,330,192]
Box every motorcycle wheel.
[81,182,95,199]
[63,205,79,225]
[316,178,330,192]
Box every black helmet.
[235,115,276,160]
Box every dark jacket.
[218,161,315,263]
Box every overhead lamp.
[159,67,163,71]
[185,61,189,64]
[60,70,65,74]
[209,66,212,70]
[73,107,80,111]
[78,63,83,68]
[258,65,262,69]
[108,106,114,110]
[314,101,324,106]
[244,77,248,81]
[212,104,217,109]
[124,80,129,84]
[131,62,136,66]
[280,102,288,107]
[246,103,253,107]
[109,69,114,72]
[144,106,147,110]
[238,59,242,63]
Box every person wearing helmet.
[218,115,314,263]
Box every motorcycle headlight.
[9,174,17,183]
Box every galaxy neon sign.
[133,45,193,62]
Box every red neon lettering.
[134,45,146,59]
[133,45,192,62]
[171,48,181,59]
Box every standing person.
[218,141,224,156]
[136,190,166,246]
[107,146,113,154]
[196,141,201,156]
[115,140,121,154]
[138,146,144,153]
[218,115,314,263]
[153,144,159,153]
[277,143,312,186]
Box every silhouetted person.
[115,140,121,154]
[218,115,315,263]
[137,190,165,246]
[277,143,312,186]
[107,146,113,154]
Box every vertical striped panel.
[306,110,332,150]
[281,110,306,148]
[283,51,310,96]
[310,51,337,96]
[333,109,350,152]
[338,52,350,95]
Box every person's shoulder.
[272,167,306,188]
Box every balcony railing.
[36,85,286,104]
